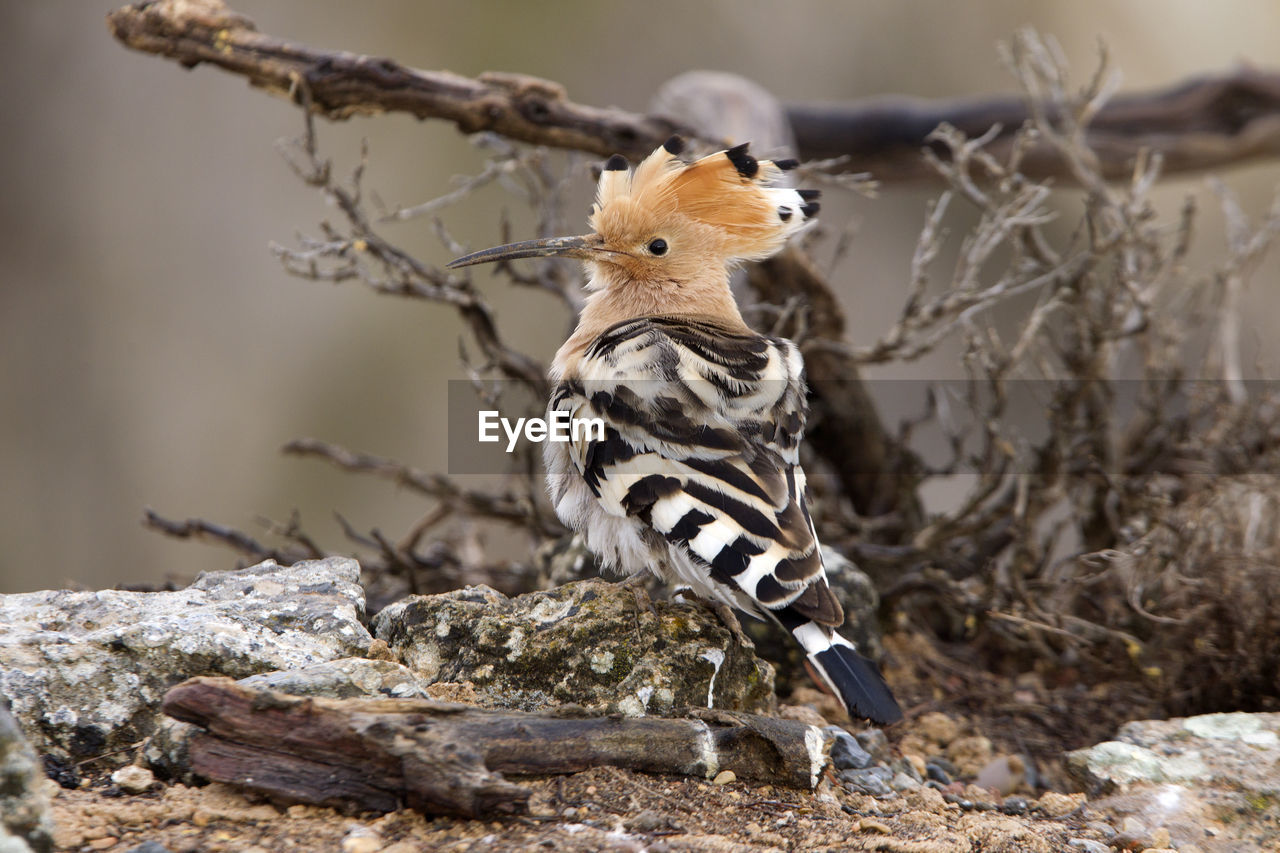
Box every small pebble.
[1067,839,1110,853]
[712,770,736,785]
[341,825,383,853]
[1001,796,1029,815]
[110,765,155,794]
[890,757,923,783]
[925,759,954,784]
[1122,816,1147,835]
[1037,790,1085,817]
[854,728,890,764]
[889,771,921,792]
[379,843,421,853]
[975,755,1023,795]
[626,810,676,833]
[826,727,874,770]
[838,767,894,797]
[915,711,960,746]
[124,843,175,853]
[857,818,891,834]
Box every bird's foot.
[616,571,659,626]
[708,600,753,650]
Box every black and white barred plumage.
[545,316,902,724]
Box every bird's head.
[447,137,819,296]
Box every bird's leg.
[674,590,752,649]
[616,568,659,629]
[708,600,753,650]
[618,568,653,590]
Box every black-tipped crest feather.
[724,142,759,178]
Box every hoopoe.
[449,137,903,724]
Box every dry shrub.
[853,33,1280,715]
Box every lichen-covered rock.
[0,557,371,770]
[372,579,775,715]
[1068,711,1280,853]
[0,702,52,853]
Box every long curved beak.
[446,233,606,269]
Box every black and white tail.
[791,619,903,725]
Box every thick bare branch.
[106,0,699,160]
[109,1,1280,182]
[789,65,1280,182]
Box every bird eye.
[648,238,668,256]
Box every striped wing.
[551,316,843,627]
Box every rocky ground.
[3,557,1277,852]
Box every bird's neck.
[551,267,748,379]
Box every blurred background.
[3,1,1279,593]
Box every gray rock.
[838,766,893,797]
[0,702,52,853]
[925,757,954,784]
[1069,711,1280,853]
[1067,840,1110,853]
[855,727,891,765]
[373,579,776,715]
[1000,796,1029,815]
[141,718,200,785]
[1067,740,1210,792]
[890,756,923,783]
[0,557,371,767]
[889,771,921,792]
[1067,711,1280,795]
[826,726,873,770]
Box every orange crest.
[591,137,819,263]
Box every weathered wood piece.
[162,677,828,817]
[108,0,1280,183]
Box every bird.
[448,136,903,724]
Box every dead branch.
[106,0,698,160]
[283,437,564,538]
[163,677,828,817]
[142,509,304,564]
[268,101,548,396]
[108,1,1280,182]
[790,64,1280,182]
